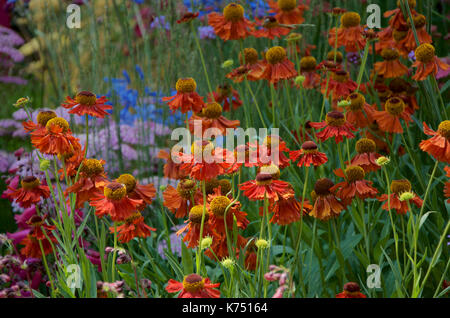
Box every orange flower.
[180,140,233,181]
[208,83,243,111]
[157,149,188,180]
[62,91,112,118]
[336,282,367,298]
[89,182,142,222]
[378,179,423,215]
[30,117,81,156]
[177,205,216,248]
[350,138,381,172]
[375,26,396,54]
[166,274,220,298]
[289,141,328,167]
[321,70,358,101]
[207,3,253,41]
[26,214,56,240]
[260,46,297,84]
[419,121,450,163]
[162,78,205,113]
[57,148,84,180]
[328,12,366,52]
[207,188,249,235]
[176,12,199,24]
[110,211,156,243]
[116,174,156,211]
[299,56,320,89]
[8,176,50,208]
[244,240,258,271]
[267,0,308,25]
[398,14,432,55]
[206,233,247,260]
[253,16,291,39]
[344,92,375,129]
[189,102,240,137]
[374,48,408,78]
[372,97,411,133]
[331,166,378,205]
[412,44,449,81]
[268,190,311,225]
[163,178,198,218]
[309,178,344,221]
[20,234,55,259]
[248,135,291,169]
[239,172,292,202]
[226,48,264,83]
[23,110,57,134]
[66,158,108,209]
[310,111,356,143]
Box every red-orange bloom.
[163,179,198,218]
[260,46,297,84]
[344,92,375,129]
[309,178,345,221]
[328,12,366,52]
[374,48,408,78]
[298,56,320,89]
[310,111,356,144]
[253,16,291,39]
[207,3,253,41]
[331,166,378,205]
[166,274,220,298]
[162,78,205,113]
[336,282,367,298]
[267,0,308,25]
[116,174,156,211]
[157,149,188,180]
[397,14,431,54]
[419,121,450,163]
[268,190,312,225]
[208,83,243,111]
[239,172,292,202]
[23,110,57,135]
[321,70,358,102]
[378,179,423,215]
[31,117,81,156]
[66,158,108,209]
[189,102,240,137]
[289,141,328,167]
[62,91,112,118]
[89,182,142,222]
[372,97,411,133]
[8,176,50,208]
[177,205,216,248]
[27,214,56,240]
[20,234,55,259]
[350,138,381,172]
[110,211,156,243]
[180,141,233,181]
[244,240,258,271]
[176,12,199,24]
[412,44,449,81]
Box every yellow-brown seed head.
[239,48,259,65]
[202,102,223,119]
[331,70,349,83]
[189,205,208,223]
[80,158,104,177]
[75,91,97,106]
[45,117,69,133]
[104,182,127,200]
[263,135,280,149]
[390,179,411,194]
[183,274,205,292]
[266,46,287,65]
[355,138,376,154]
[437,120,450,139]
[327,51,343,64]
[325,111,346,127]
[191,140,214,158]
[205,178,220,194]
[392,29,407,42]
[285,32,302,43]
[314,178,334,196]
[21,176,40,190]
[124,211,143,223]
[347,92,366,111]
[341,12,361,28]
[300,56,317,72]
[415,43,435,63]
[216,83,232,97]
[278,0,297,12]
[218,179,232,194]
[255,172,273,185]
[210,195,231,217]
[409,14,426,29]
[37,111,57,127]
[175,78,197,93]
[389,78,409,93]
[385,97,405,116]
[345,165,365,183]
[223,3,244,22]
[302,141,318,154]
[381,48,400,61]
[176,179,197,199]
[310,190,317,203]
[116,174,137,193]
[259,163,280,180]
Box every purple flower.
[198,26,216,39]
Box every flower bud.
[376,156,390,166]
[200,236,213,250]
[399,191,415,201]
[294,75,306,85]
[255,239,269,249]
[39,159,51,171]
[221,59,234,68]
